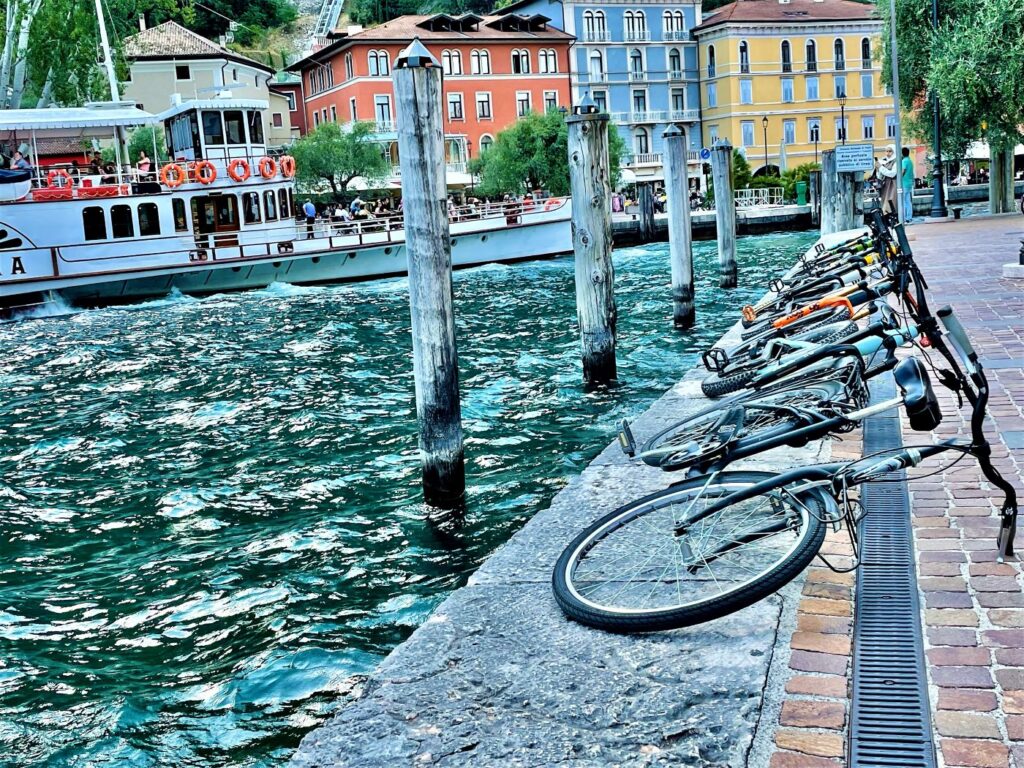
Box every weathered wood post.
[808,169,821,227]
[566,97,617,386]
[393,39,465,508]
[662,125,694,328]
[710,140,737,288]
[820,149,838,234]
[638,183,655,243]
[821,149,862,233]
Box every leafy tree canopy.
[470,109,625,198]
[289,121,390,199]
[348,0,493,27]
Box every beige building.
[122,21,296,147]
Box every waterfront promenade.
[291,214,1024,767]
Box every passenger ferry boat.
[0,97,572,312]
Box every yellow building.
[693,0,896,174]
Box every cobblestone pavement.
[771,214,1024,768]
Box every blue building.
[501,0,703,187]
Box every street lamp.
[838,91,847,145]
[811,124,820,164]
[761,115,769,174]
[929,0,948,217]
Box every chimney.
[138,13,146,31]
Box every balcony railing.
[835,58,846,71]
[611,109,700,124]
[735,187,784,208]
[628,70,646,81]
[806,62,817,72]
[624,30,650,42]
[668,69,684,80]
[581,30,611,42]
[586,71,607,83]
[623,149,702,167]
[389,161,467,177]
[782,61,792,73]
[663,30,690,41]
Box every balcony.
[806,62,817,72]
[668,69,684,80]
[624,30,650,42]
[586,71,607,83]
[835,58,846,71]
[663,30,690,41]
[581,30,611,42]
[623,150,702,167]
[669,108,699,122]
[611,109,699,124]
[782,62,792,73]
[628,70,647,81]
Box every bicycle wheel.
[640,379,849,471]
[719,313,854,369]
[552,471,829,632]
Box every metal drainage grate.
[849,377,937,768]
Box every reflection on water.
[0,232,816,766]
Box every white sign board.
[834,143,875,173]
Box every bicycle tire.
[702,320,857,398]
[552,471,829,632]
[723,310,854,364]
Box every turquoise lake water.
[0,232,816,767]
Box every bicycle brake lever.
[936,368,965,408]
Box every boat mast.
[95,0,121,101]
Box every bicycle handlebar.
[937,306,979,378]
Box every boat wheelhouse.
[0,96,571,311]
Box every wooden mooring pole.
[662,125,694,328]
[566,98,617,386]
[393,39,465,508]
[820,150,863,234]
[638,183,655,243]
[710,140,737,288]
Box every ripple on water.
[0,232,817,766]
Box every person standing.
[900,147,915,224]
[302,199,317,239]
[876,145,898,217]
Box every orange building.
[288,13,573,186]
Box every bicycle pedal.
[703,347,729,372]
[617,419,637,457]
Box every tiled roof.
[123,21,273,72]
[694,0,878,32]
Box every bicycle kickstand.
[997,503,1018,563]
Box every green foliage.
[780,162,820,201]
[289,121,390,198]
[127,126,168,164]
[472,110,624,198]
[731,149,752,191]
[348,0,493,26]
[746,175,783,191]
[187,0,297,45]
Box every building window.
[583,9,607,40]
[480,134,494,153]
[708,124,719,144]
[264,191,278,221]
[624,10,647,41]
[741,120,755,147]
[860,72,873,98]
[781,78,793,103]
[349,98,357,121]
[471,49,490,74]
[285,92,296,111]
[312,112,320,128]
[808,118,821,144]
[321,108,327,124]
[740,78,752,104]
[632,89,647,114]
[369,50,390,77]
[835,117,848,142]
[476,92,492,119]
[447,92,464,120]
[83,206,106,241]
[345,53,353,80]
[442,50,463,75]
[175,64,190,80]
[512,49,530,74]
[707,45,716,78]
[861,37,871,69]
[886,113,897,138]
[634,127,650,154]
[834,38,845,70]
[781,40,792,73]
[663,9,685,36]
[806,76,819,100]
[834,75,846,99]
[592,90,608,112]
[544,90,558,111]
[739,40,750,73]
[671,87,685,112]
[783,119,796,145]
[806,39,817,71]
[272,112,283,128]
[588,50,604,81]
[668,48,682,78]
[629,48,644,79]
[111,205,134,239]
[861,115,875,139]
[516,91,531,116]
[374,95,391,126]
[707,82,717,108]
[539,48,557,73]
[173,198,188,232]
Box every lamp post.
[761,115,769,174]
[929,0,948,217]
[838,91,847,145]
[812,124,819,164]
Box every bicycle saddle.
[894,357,943,432]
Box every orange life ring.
[227,158,251,182]
[279,155,296,178]
[194,160,217,185]
[160,163,186,188]
[258,157,277,179]
[47,168,73,188]
[544,197,561,211]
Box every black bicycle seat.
[894,357,943,432]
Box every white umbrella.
[778,141,788,173]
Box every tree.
[289,121,390,198]
[471,110,625,198]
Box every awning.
[0,102,155,136]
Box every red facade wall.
[270,82,307,136]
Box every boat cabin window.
[217,195,238,227]
[243,192,261,223]
[248,111,264,144]
[111,205,134,239]
[278,189,289,219]
[83,206,107,241]
[224,110,245,144]
[138,203,161,236]
[287,189,295,217]
[167,110,201,159]
[264,190,278,221]
[202,111,224,146]
[173,198,188,231]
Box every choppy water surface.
[0,232,816,767]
